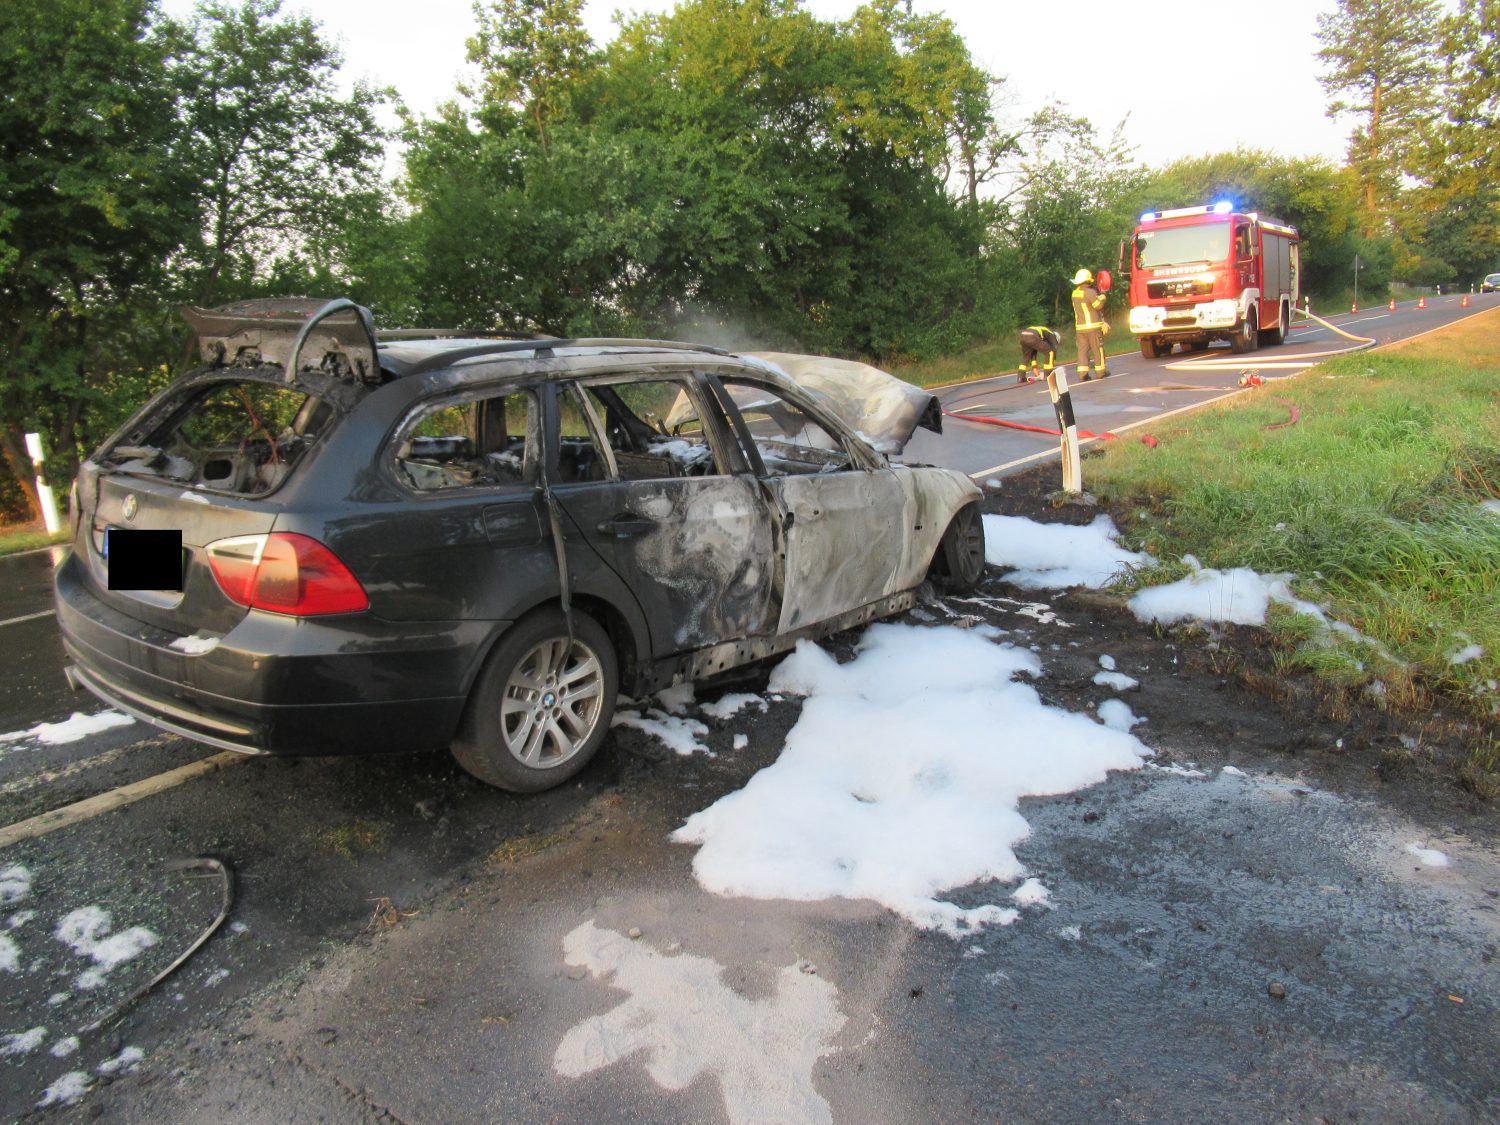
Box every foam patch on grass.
[672,624,1149,937]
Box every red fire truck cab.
[1128,202,1300,358]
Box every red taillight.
[205,533,368,616]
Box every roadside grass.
[0,523,68,558]
[1087,308,1500,727]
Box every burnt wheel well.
[570,594,642,694]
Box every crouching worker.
[1016,325,1060,384]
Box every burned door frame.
[706,373,908,635]
[542,373,781,658]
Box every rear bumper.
[55,552,492,756]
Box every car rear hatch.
[58,299,376,691]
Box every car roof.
[375,337,735,379]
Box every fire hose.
[943,410,1116,443]
[1162,306,1378,374]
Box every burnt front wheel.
[453,607,618,792]
[929,502,986,593]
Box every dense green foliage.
[1,0,1493,519]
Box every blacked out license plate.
[105,528,185,592]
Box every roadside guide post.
[1043,368,1083,493]
[24,432,61,534]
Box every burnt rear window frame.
[95,368,340,499]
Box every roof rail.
[398,336,730,377]
[376,328,556,341]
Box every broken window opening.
[396,388,538,492]
[717,380,851,477]
[579,378,724,481]
[98,379,332,496]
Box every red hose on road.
[945,410,1117,441]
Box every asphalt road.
[901,292,1499,481]
[0,297,1496,1121]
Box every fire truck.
[1127,202,1300,358]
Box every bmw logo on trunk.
[122,494,138,521]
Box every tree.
[1399,1,1500,283]
[168,0,389,307]
[1315,0,1443,231]
[384,0,1013,359]
[1140,150,1382,301]
[467,0,597,156]
[0,0,192,520]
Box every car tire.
[929,502,986,593]
[1230,309,1259,354]
[452,607,618,792]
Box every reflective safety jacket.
[1071,285,1105,330]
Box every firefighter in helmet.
[1016,325,1060,384]
[1070,268,1110,380]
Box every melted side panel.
[889,466,981,592]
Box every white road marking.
[0,610,54,629]
[0,752,245,849]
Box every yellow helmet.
[1071,268,1093,285]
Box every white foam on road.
[611,709,711,757]
[1093,670,1138,692]
[1405,842,1451,868]
[1098,699,1145,731]
[700,693,768,720]
[36,1071,91,1108]
[54,906,158,990]
[0,710,134,748]
[983,514,1148,589]
[0,864,31,904]
[0,1028,46,1057]
[554,921,845,1125]
[672,624,1150,936]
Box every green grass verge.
[0,524,68,558]
[1087,308,1500,718]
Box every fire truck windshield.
[1135,224,1232,269]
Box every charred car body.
[55,299,985,791]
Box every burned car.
[55,299,984,791]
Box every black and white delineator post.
[1043,368,1082,492]
[24,432,61,534]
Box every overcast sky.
[162,0,1354,172]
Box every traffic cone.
[1461,293,1470,308]
[1388,298,1396,312]
[1351,302,1358,314]
[1417,296,1427,309]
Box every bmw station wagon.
[55,299,986,791]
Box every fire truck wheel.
[1140,337,1165,359]
[1260,302,1287,346]
[1230,309,1259,354]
